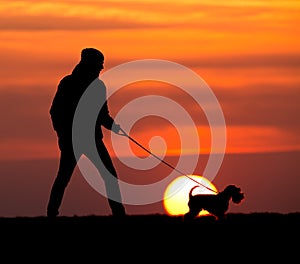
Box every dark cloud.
[1,75,299,145]
[0,89,53,141]
[179,54,300,69]
[1,1,298,32]
[215,83,300,130]
[107,80,300,132]
[0,15,169,31]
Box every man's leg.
[47,143,77,217]
[90,140,126,217]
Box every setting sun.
[163,175,218,217]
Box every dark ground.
[1,212,298,261]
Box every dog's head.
[223,185,244,204]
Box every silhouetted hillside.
[1,212,298,261]
[1,213,299,239]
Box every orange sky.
[0,0,300,160]
[0,0,300,217]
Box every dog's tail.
[189,185,200,199]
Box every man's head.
[80,48,104,72]
[81,48,104,62]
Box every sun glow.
[163,175,218,217]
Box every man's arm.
[97,80,121,134]
[99,101,120,133]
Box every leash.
[117,127,218,194]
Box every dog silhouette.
[184,184,244,221]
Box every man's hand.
[112,123,121,134]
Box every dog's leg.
[183,209,200,222]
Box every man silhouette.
[47,48,126,218]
